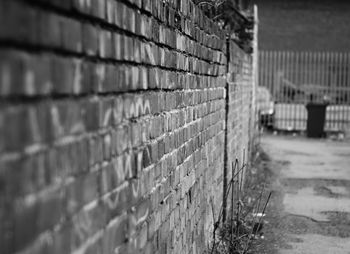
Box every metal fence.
[258,50,350,132]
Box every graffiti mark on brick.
[72,210,93,246]
[104,181,128,211]
[126,97,151,119]
[51,106,64,138]
[111,154,133,187]
[73,59,82,94]
[28,107,40,143]
[96,64,106,92]
[24,69,35,95]
[145,44,156,65]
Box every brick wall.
[0,1,255,254]
[224,42,253,217]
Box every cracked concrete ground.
[257,135,350,254]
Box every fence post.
[252,5,259,153]
[222,35,231,223]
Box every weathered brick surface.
[224,42,254,217]
[0,1,254,254]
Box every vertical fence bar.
[340,52,345,130]
[274,50,278,105]
[264,50,268,88]
[346,53,349,128]
[337,52,341,130]
[304,51,308,93]
[263,51,267,88]
[290,51,294,127]
[310,51,314,89]
[280,51,285,127]
[268,50,273,95]
[258,51,262,87]
[336,52,340,129]
[286,51,292,128]
[314,51,317,88]
[325,52,330,130]
[340,51,343,124]
[341,52,346,131]
[277,51,284,102]
[345,52,349,130]
[334,52,338,130]
[348,53,350,128]
[261,51,265,88]
[323,52,328,88]
[259,51,263,87]
[283,51,287,128]
[291,51,295,129]
[323,51,327,129]
[301,51,305,129]
[273,51,277,128]
[330,52,335,128]
[327,51,331,128]
[275,50,280,103]
[316,51,321,95]
[295,51,300,129]
[308,51,311,87]
[268,51,273,100]
[301,51,306,98]
[345,52,348,129]
[320,52,325,87]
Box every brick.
[61,18,82,52]
[103,133,112,160]
[0,1,38,44]
[150,142,158,163]
[114,1,123,27]
[38,12,61,48]
[83,237,103,254]
[142,0,152,13]
[51,57,74,94]
[98,30,113,59]
[84,99,100,132]
[136,223,148,249]
[0,51,53,96]
[92,0,106,20]
[129,8,136,34]
[131,122,142,147]
[0,51,23,96]
[71,0,89,14]
[113,33,122,60]
[99,97,114,127]
[30,55,53,95]
[102,184,130,221]
[36,187,64,233]
[71,204,105,251]
[106,0,115,24]
[2,106,34,152]
[13,200,39,252]
[51,222,72,254]
[82,24,98,56]
[65,172,99,214]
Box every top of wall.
[254,0,350,51]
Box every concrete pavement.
[261,135,350,254]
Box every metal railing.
[258,50,350,133]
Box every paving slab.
[279,234,350,254]
[261,135,350,254]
